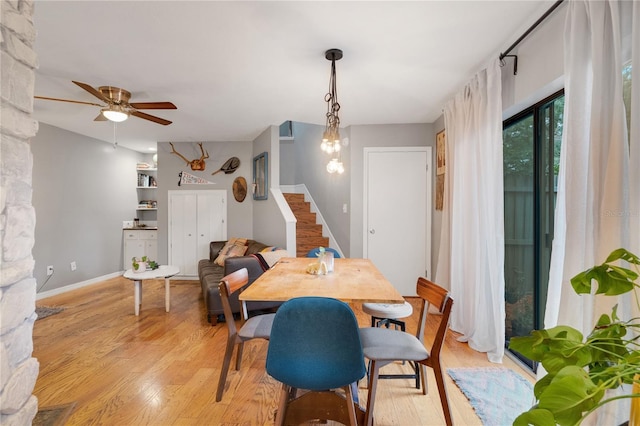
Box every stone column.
[0,0,40,424]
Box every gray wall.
[31,123,144,293]
[280,122,433,259]
[500,2,565,117]
[282,122,352,255]
[252,126,287,249]
[431,115,445,277]
[348,124,434,259]
[156,140,254,263]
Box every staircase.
[283,193,329,257]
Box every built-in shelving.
[136,165,157,218]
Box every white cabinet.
[136,167,157,218]
[168,190,227,276]
[124,229,158,267]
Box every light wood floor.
[33,276,533,425]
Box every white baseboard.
[36,271,124,300]
[36,272,201,300]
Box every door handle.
[369,229,375,234]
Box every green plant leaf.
[538,327,591,374]
[533,373,554,399]
[510,326,590,373]
[570,270,594,294]
[537,366,604,426]
[513,407,556,426]
[514,248,640,426]
[509,333,548,361]
[605,248,640,265]
[571,251,638,295]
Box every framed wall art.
[253,152,268,200]
[436,130,446,210]
[436,130,446,176]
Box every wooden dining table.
[239,257,404,304]
[239,256,403,425]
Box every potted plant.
[132,256,147,273]
[132,256,159,272]
[510,248,640,425]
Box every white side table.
[123,265,180,316]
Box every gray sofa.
[198,240,281,325]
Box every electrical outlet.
[70,261,77,271]
[47,265,54,276]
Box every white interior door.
[364,147,432,296]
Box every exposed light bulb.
[327,158,343,174]
[326,159,336,173]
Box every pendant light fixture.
[321,48,344,174]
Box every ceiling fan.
[35,81,177,125]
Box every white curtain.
[545,1,639,423]
[630,0,640,255]
[436,59,505,363]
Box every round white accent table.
[123,265,180,316]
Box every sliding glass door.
[503,91,564,369]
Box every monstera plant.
[510,248,640,426]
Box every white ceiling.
[32,1,553,153]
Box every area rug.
[447,367,534,426]
[32,402,76,426]
[35,306,64,320]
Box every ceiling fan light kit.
[34,81,177,126]
[321,48,344,174]
[102,105,129,122]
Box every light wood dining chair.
[215,267,275,402]
[359,277,454,426]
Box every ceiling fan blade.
[94,113,107,121]
[129,102,177,110]
[72,81,111,103]
[34,95,103,107]
[131,110,172,125]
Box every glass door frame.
[503,89,564,370]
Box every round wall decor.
[232,176,247,202]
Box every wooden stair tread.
[284,193,329,257]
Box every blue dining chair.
[266,296,365,426]
[306,247,341,258]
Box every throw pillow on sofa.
[214,238,249,266]
[258,249,289,268]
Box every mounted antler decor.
[169,142,209,171]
